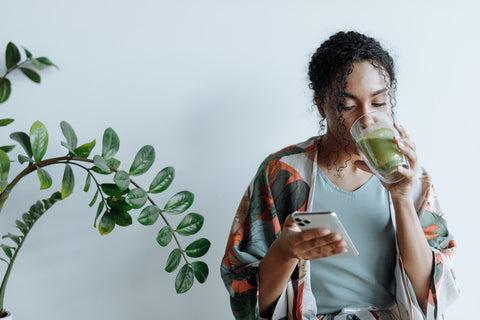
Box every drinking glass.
[350,111,409,183]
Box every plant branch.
[128,180,190,264]
[0,60,30,83]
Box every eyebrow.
[344,88,388,99]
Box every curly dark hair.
[308,31,397,174]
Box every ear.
[314,94,326,118]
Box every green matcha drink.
[355,127,404,174]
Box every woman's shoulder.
[261,136,319,165]
[251,137,319,185]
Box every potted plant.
[0,42,210,319]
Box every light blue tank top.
[310,169,396,314]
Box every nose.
[359,104,376,116]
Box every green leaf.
[37,57,57,68]
[106,197,131,211]
[43,191,62,210]
[165,248,182,273]
[20,67,41,83]
[149,167,175,194]
[106,158,120,170]
[0,119,14,127]
[0,145,15,153]
[30,200,45,215]
[101,183,128,197]
[74,139,96,158]
[92,157,119,175]
[176,213,204,236]
[164,191,194,215]
[0,181,7,193]
[84,173,91,192]
[23,46,32,58]
[93,155,111,173]
[6,42,21,69]
[175,264,194,294]
[113,170,130,190]
[0,244,13,259]
[60,141,77,156]
[22,213,34,226]
[31,58,44,71]
[88,190,98,207]
[61,163,74,199]
[185,238,210,258]
[112,209,132,227]
[102,128,119,160]
[125,188,147,209]
[0,150,10,181]
[0,78,11,104]
[94,201,104,228]
[191,261,209,283]
[60,121,77,150]
[156,226,173,247]
[18,154,33,164]
[98,211,115,235]
[30,121,48,162]
[37,167,52,190]
[129,145,155,176]
[2,233,21,246]
[10,131,32,158]
[15,220,28,234]
[137,205,160,226]
[28,209,41,220]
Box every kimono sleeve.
[220,152,310,320]
[220,164,279,320]
[417,176,460,319]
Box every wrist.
[391,196,414,206]
[271,235,299,262]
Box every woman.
[221,31,458,320]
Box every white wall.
[0,1,476,319]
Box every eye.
[341,105,355,111]
[372,102,386,107]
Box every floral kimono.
[221,137,459,320]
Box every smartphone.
[292,211,359,258]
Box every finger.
[394,135,416,152]
[283,214,298,228]
[397,165,415,180]
[393,122,409,138]
[303,240,347,260]
[305,232,341,249]
[396,140,417,166]
[298,228,331,242]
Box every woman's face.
[320,60,392,151]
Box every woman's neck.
[317,134,361,172]
[316,134,372,191]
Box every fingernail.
[319,228,330,235]
[331,234,341,241]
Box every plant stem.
[0,156,191,264]
[0,193,60,315]
[130,180,190,264]
[0,156,92,215]
[0,60,30,83]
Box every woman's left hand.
[354,122,417,201]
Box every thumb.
[283,214,301,232]
[284,214,296,227]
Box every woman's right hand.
[276,214,347,260]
